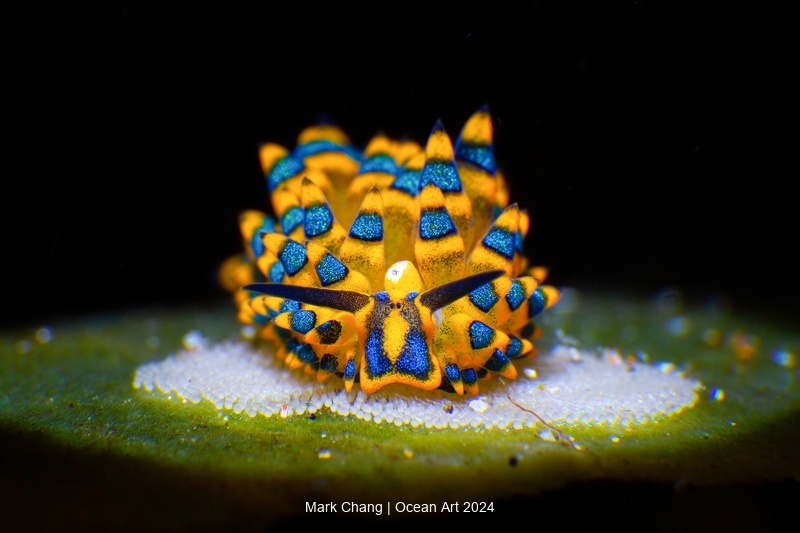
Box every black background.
[5,3,797,328]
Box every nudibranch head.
[220,107,561,395]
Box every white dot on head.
[386,261,410,284]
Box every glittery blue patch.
[267,156,304,192]
[250,232,265,258]
[396,330,431,379]
[406,291,419,300]
[506,280,525,311]
[279,299,301,313]
[296,343,318,364]
[280,207,304,235]
[506,336,523,358]
[365,329,392,378]
[293,139,338,158]
[319,353,338,373]
[359,154,398,175]
[315,320,342,344]
[419,209,456,240]
[419,161,462,192]
[344,358,356,380]
[482,228,515,259]
[315,253,348,286]
[528,288,547,318]
[290,310,316,334]
[304,204,333,238]
[285,338,300,353]
[484,348,511,373]
[278,240,307,275]
[391,168,420,196]
[515,231,524,253]
[349,213,383,241]
[250,219,277,258]
[374,291,389,302]
[454,142,496,174]
[444,363,461,383]
[469,282,498,312]
[261,216,278,233]
[293,139,361,161]
[268,261,285,283]
[461,367,477,385]
[469,321,495,350]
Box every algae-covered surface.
[2,290,799,530]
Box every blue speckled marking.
[285,338,300,353]
[528,288,547,318]
[374,291,389,303]
[344,358,356,380]
[444,363,461,383]
[293,140,362,162]
[260,217,278,233]
[293,139,340,158]
[349,213,383,241]
[319,353,338,373]
[391,168,420,196]
[419,209,456,240]
[469,321,495,350]
[461,367,477,385]
[419,161,462,192]
[359,154,398,175]
[515,231,524,253]
[396,330,431,379]
[250,231,265,258]
[268,261,285,283]
[454,142,496,174]
[406,291,419,300]
[315,253,348,286]
[278,240,307,276]
[506,336,523,358]
[506,280,525,311]
[365,329,392,378]
[315,320,342,344]
[267,157,304,192]
[296,343,318,364]
[279,299,301,313]
[484,348,511,373]
[304,204,333,237]
[290,310,316,334]
[469,282,499,312]
[280,207,304,235]
[249,218,276,258]
[483,228,515,259]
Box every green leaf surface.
[2,292,799,530]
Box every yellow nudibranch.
[219,107,560,395]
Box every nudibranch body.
[219,107,560,395]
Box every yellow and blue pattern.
[219,107,560,395]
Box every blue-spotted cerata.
[219,107,560,395]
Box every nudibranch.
[219,107,560,395]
